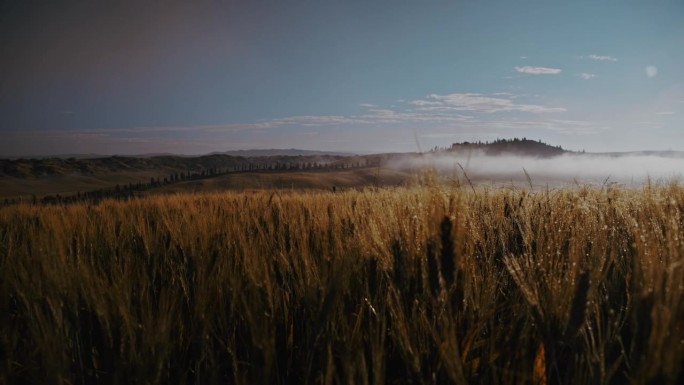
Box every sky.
[1,0,683,156]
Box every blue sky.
[1,0,683,156]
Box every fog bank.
[393,152,684,185]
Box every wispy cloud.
[268,115,373,127]
[586,54,618,62]
[419,133,462,139]
[543,119,608,135]
[12,93,569,138]
[367,107,477,126]
[514,66,562,75]
[461,118,606,136]
[579,73,597,80]
[409,100,442,107]
[6,89,598,156]
[410,93,566,113]
[633,121,660,127]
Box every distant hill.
[450,138,568,157]
[5,148,352,160]
[4,153,106,160]
[212,149,354,157]
[0,153,354,179]
[0,152,371,199]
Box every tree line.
[2,159,371,206]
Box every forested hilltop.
[449,138,569,157]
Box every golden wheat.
[1,183,682,384]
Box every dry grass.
[1,179,683,384]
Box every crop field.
[1,181,683,384]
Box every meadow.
[1,179,682,384]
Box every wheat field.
[1,180,683,384]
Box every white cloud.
[470,118,606,135]
[633,121,660,127]
[491,92,516,97]
[408,100,442,107]
[579,73,597,80]
[514,66,562,75]
[360,107,473,124]
[412,93,566,114]
[420,133,462,139]
[587,54,618,62]
[646,66,658,78]
[270,115,373,127]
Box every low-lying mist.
[393,151,684,186]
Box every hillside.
[151,168,412,194]
[0,154,354,179]
[0,153,372,199]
